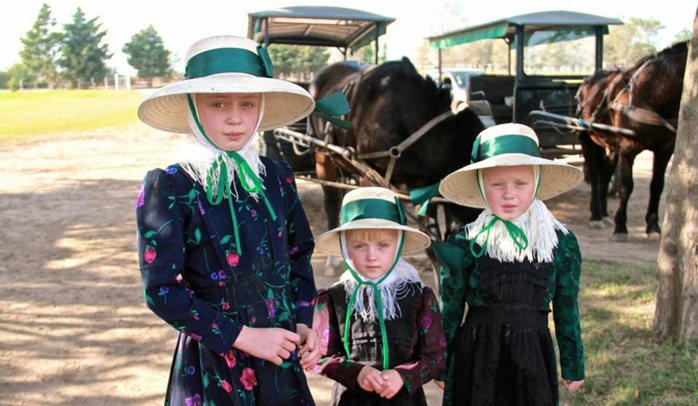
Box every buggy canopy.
[427,10,623,50]
[248,6,395,55]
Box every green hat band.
[471,134,540,163]
[340,198,406,226]
[184,46,274,79]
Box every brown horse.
[307,58,486,270]
[576,41,688,241]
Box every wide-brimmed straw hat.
[138,35,315,133]
[314,187,431,256]
[439,123,583,208]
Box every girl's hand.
[233,326,300,365]
[562,379,584,392]
[296,323,321,370]
[433,380,445,390]
[357,366,384,392]
[376,369,404,399]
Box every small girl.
[434,123,586,406]
[136,35,320,405]
[312,187,447,406]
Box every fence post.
[114,74,120,90]
[104,76,109,89]
[126,75,131,90]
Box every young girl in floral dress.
[136,35,323,406]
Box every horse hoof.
[602,217,614,226]
[647,232,661,241]
[324,256,343,276]
[610,233,629,242]
[589,220,606,229]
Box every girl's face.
[195,93,261,151]
[345,229,399,280]
[481,165,536,221]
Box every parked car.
[426,68,486,113]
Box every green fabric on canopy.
[427,10,622,50]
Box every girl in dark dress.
[136,35,326,406]
[311,187,447,406]
[433,123,586,406]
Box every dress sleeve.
[394,287,447,394]
[432,232,473,382]
[313,288,365,391]
[136,169,242,355]
[279,162,318,327]
[552,230,585,381]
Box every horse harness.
[322,65,456,187]
[607,58,678,133]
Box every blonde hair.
[344,228,398,243]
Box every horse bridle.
[357,109,455,186]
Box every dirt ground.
[0,123,666,405]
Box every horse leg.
[612,148,639,241]
[579,134,609,228]
[599,152,617,227]
[315,151,344,275]
[644,148,672,239]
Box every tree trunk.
[653,8,698,343]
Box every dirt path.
[0,124,665,405]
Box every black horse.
[576,41,687,241]
[308,58,485,271]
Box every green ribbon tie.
[312,91,353,130]
[342,237,405,370]
[469,215,529,258]
[409,183,440,217]
[186,95,277,257]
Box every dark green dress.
[136,157,317,406]
[434,229,584,406]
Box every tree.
[123,25,172,87]
[267,45,329,80]
[19,3,62,89]
[58,7,111,89]
[6,63,33,91]
[653,8,698,343]
[604,17,661,68]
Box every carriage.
[427,11,624,157]
[248,7,675,272]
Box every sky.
[1,0,694,74]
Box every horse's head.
[576,69,622,125]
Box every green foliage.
[0,90,145,140]
[6,63,33,91]
[558,259,698,405]
[122,25,172,87]
[604,17,661,68]
[673,29,692,44]
[19,3,63,89]
[58,8,112,89]
[267,45,329,79]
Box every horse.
[575,41,688,241]
[307,58,486,273]
[575,69,622,229]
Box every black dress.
[435,230,584,406]
[314,281,447,406]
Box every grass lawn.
[561,259,698,405]
[0,89,147,141]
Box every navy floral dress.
[313,281,447,406]
[136,157,317,406]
